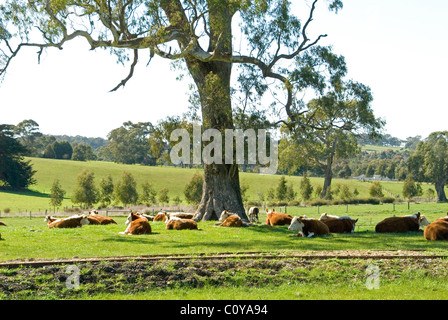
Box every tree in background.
[106,122,156,165]
[402,176,422,201]
[72,169,99,208]
[0,0,347,221]
[114,171,138,207]
[43,140,73,159]
[275,176,288,202]
[13,119,43,157]
[72,143,96,161]
[408,131,448,202]
[0,124,36,189]
[369,181,384,198]
[279,47,384,198]
[299,173,314,203]
[49,179,65,209]
[158,188,170,206]
[140,181,157,207]
[184,172,203,205]
[98,175,114,208]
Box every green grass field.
[2,157,448,300]
[0,157,444,214]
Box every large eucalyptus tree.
[1,0,343,220]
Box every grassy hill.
[0,157,439,213]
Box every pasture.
[2,158,448,300]
[2,205,448,300]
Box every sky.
[1,0,447,141]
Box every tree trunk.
[186,3,247,221]
[435,179,448,202]
[321,141,336,199]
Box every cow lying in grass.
[165,216,198,230]
[266,210,293,226]
[120,212,151,235]
[89,210,117,225]
[46,215,90,229]
[375,212,428,233]
[215,210,243,227]
[318,213,358,233]
[288,216,330,237]
[424,213,448,241]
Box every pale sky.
[1,0,447,140]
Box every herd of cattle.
[1,207,448,241]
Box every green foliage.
[98,174,114,208]
[72,144,96,161]
[183,172,203,205]
[158,187,170,205]
[71,169,99,208]
[369,181,384,198]
[43,140,73,159]
[49,179,65,208]
[140,181,157,206]
[0,124,36,189]
[114,171,138,207]
[299,173,313,202]
[275,176,288,201]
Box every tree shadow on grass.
[1,188,49,198]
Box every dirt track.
[1,250,448,299]
[1,249,446,268]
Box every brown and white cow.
[248,207,259,223]
[47,215,90,229]
[170,212,195,219]
[375,212,426,233]
[319,212,354,221]
[216,211,243,227]
[322,218,358,233]
[288,216,330,237]
[120,212,151,235]
[424,214,448,240]
[89,210,117,225]
[165,216,198,230]
[265,210,294,226]
[153,211,169,222]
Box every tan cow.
[47,215,90,229]
[265,210,294,226]
[165,217,198,230]
[288,216,330,237]
[424,213,448,240]
[89,210,117,225]
[120,212,151,235]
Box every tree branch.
[110,49,139,92]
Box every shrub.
[309,199,331,207]
[288,200,301,207]
[3,208,10,213]
[381,196,396,204]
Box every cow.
[0,222,6,226]
[265,210,293,226]
[44,216,62,224]
[322,218,358,233]
[47,215,90,229]
[153,211,169,221]
[318,212,354,221]
[248,207,259,223]
[165,216,198,230]
[288,216,330,237]
[375,212,425,233]
[170,212,195,219]
[120,212,151,235]
[424,214,448,240]
[89,210,117,225]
